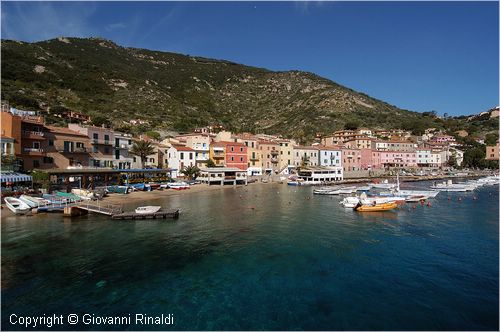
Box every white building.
[166,145,196,178]
[293,146,319,167]
[416,149,433,167]
[113,132,134,169]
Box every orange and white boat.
[354,202,398,212]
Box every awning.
[0,172,33,183]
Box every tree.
[181,165,200,180]
[206,159,216,167]
[300,155,310,167]
[344,121,359,130]
[129,141,156,168]
[146,131,161,141]
[485,133,499,146]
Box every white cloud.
[105,22,126,31]
[1,2,98,42]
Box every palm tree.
[181,165,201,180]
[129,141,156,168]
[300,155,310,167]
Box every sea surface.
[1,181,499,330]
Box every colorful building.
[293,146,319,167]
[68,124,115,167]
[259,140,280,173]
[167,145,196,178]
[486,142,499,161]
[341,147,362,171]
[360,149,382,170]
[44,126,90,169]
[380,151,417,168]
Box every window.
[104,147,110,154]
[76,142,84,148]
[43,157,53,164]
[33,142,40,149]
[104,135,110,141]
[231,146,234,152]
[115,149,120,159]
[33,160,40,168]
[180,152,184,159]
[240,147,243,152]
[93,146,98,153]
[93,133,98,139]
[189,153,193,159]
[240,157,243,162]
[231,157,234,161]
[48,139,54,146]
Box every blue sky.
[1,1,498,116]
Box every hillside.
[0,37,491,140]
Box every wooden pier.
[64,202,123,216]
[111,209,180,220]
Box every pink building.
[431,135,456,144]
[380,151,417,168]
[360,149,382,170]
[341,147,361,171]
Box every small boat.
[430,180,470,192]
[130,183,152,191]
[56,191,83,202]
[287,181,303,186]
[168,182,190,190]
[371,179,397,189]
[135,206,162,214]
[106,185,131,194]
[354,202,398,212]
[19,195,51,208]
[356,185,372,191]
[4,197,31,214]
[148,183,161,190]
[313,186,356,195]
[313,186,339,194]
[340,196,361,208]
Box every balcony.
[92,139,112,146]
[23,148,44,156]
[270,150,279,156]
[115,143,129,149]
[59,147,88,154]
[22,130,46,139]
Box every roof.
[46,126,88,137]
[200,167,245,172]
[258,140,279,145]
[293,145,318,150]
[316,145,343,150]
[171,145,194,151]
[212,141,245,147]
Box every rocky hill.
[0,37,482,140]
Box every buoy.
[412,205,417,209]
[447,197,451,201]
[473,197,477,200]
[427,202,431,207]
[458,197,462,201]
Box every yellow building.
[277,139,295,171]
[209,142,226,166]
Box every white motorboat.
[371,179,397,189]
[19,195,51,208]
[340,192,405,208]
[396,190,440,198]
[430,180,470,192]
[4,197,31,214]
[168,182,190,190]
[356,185,372,191]
[340,196,361,208]
[313,186,356,195]
[135,206,162,214]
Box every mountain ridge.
[0,37,490,140]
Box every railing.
[75,201,123,215]
[23,148,44,153]
[60,147,87,153]
[92,140,112,145]
[22,130,45,137]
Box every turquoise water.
[1,182,499,330]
